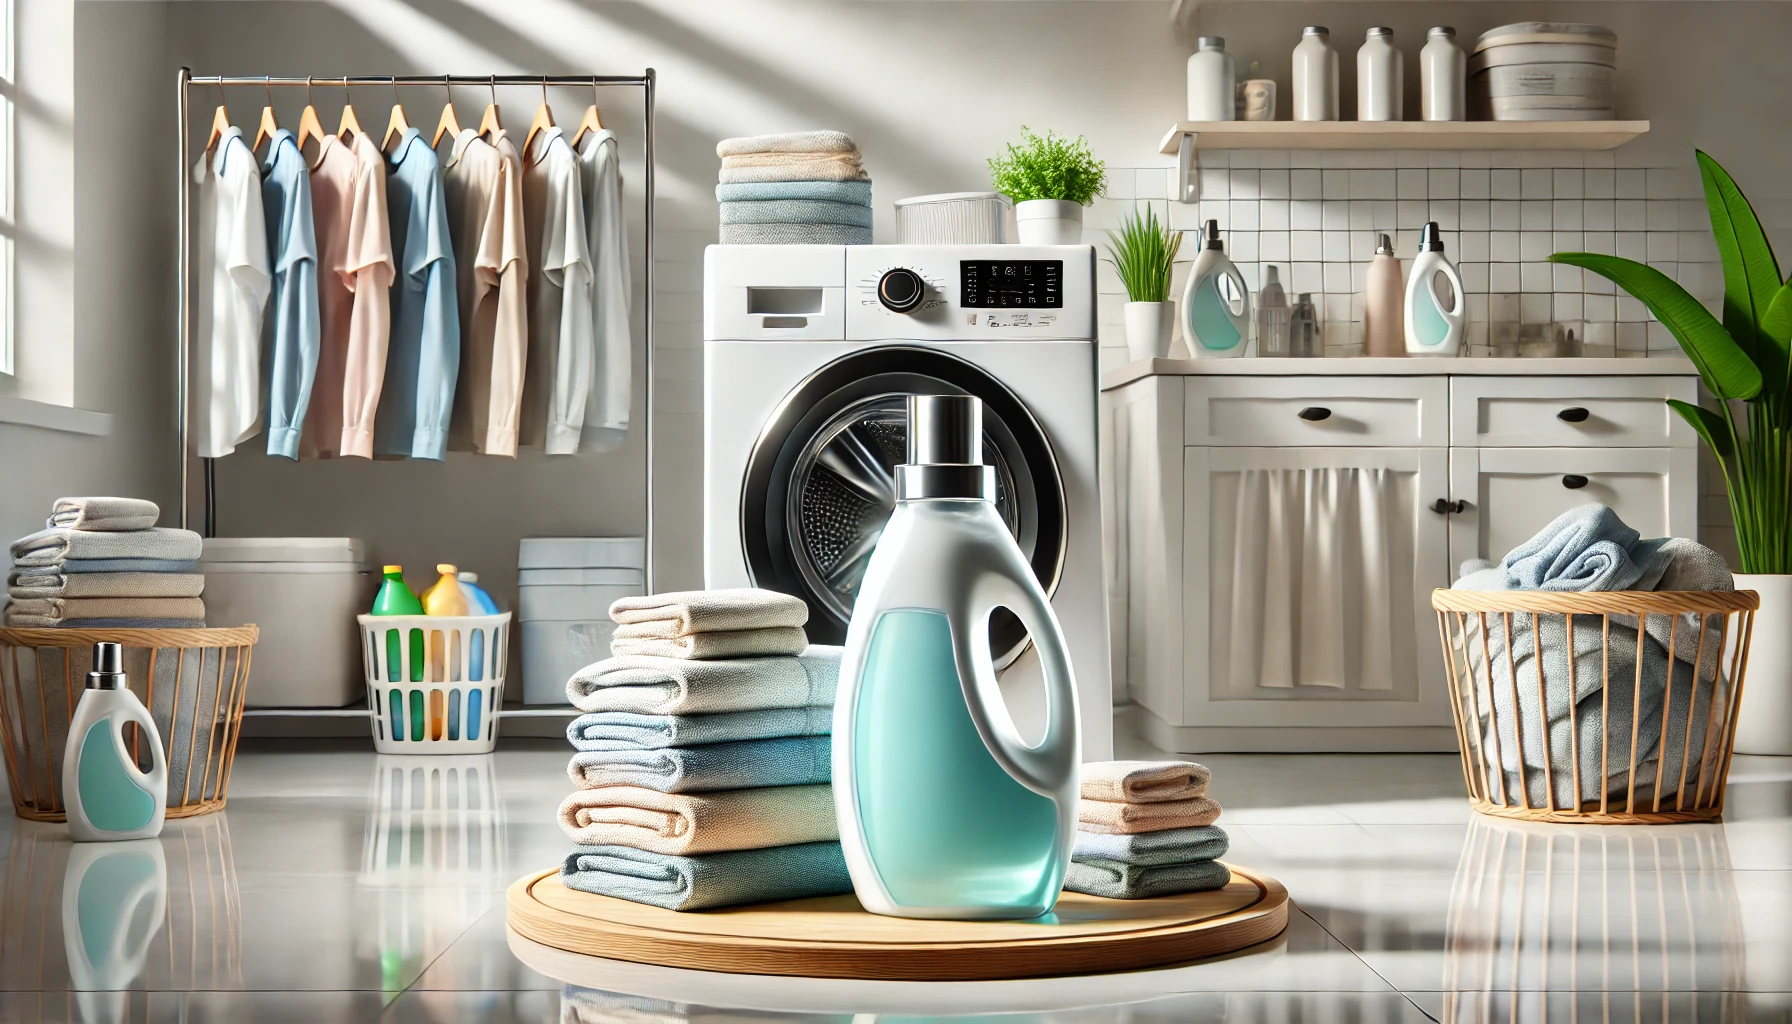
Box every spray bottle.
[62,643,167,843]
[1404,222,1466,356]
[1180,220,1251,357]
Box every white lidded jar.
[1357,27,1404,121]
[1180,220,1251,357]
[1187,36,1237,121]
[1421,26,1467,121]
[1291,26,1340,121]
[1404,222,1466,356]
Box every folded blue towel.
[717,180,874,204]
[719,223,872,245]
[560,841,853,911]
[719,199,874,228]
[60,558,202,575]
[1064,858,1231,900]
[1072,825,1229,867]
[567,735,830,792]
[567,707,833,751]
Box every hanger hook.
[443,73,452,100]
[341,75,350,96]
[489,74,496,105]
[593,79,600,107]
[215,80,226,111]
[391,75,400,105]
[541,75,548,104]
[264,75,273,108]
[306,75,314,107]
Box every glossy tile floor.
[2,723,1789,1023]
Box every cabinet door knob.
[1431,498,1467,515]
[1557,407,1591,423]
[1562,474,1589,489]
[1297,406,1332,421]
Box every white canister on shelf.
[1187,36,1236,121]
[1357,27,1404,122]
[1421,26,1467,121]
[1291,26,1340,121]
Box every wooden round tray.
[506,862,1288,981]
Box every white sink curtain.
[1219,466,1416,696]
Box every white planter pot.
[1123,301,1174,361]
[1014,199,1084,246]
[1732,573,1792,756]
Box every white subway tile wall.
[1088,151,1721,374]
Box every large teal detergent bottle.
[833,395,1080,920]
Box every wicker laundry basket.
[1431,589,1757,824]
[0,626,259,821]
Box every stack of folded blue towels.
[557,588,854,911]
[716,131,872,246]
[6,498,206,628]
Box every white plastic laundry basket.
[357,613,511,754]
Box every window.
[0,0,12,376]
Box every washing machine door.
[740,345,1067,662]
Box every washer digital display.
[960,260,1063,308]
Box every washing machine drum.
[741,345,1067,662]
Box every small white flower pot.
[1732,573,1792,755]
[1124,301,1174,361]
[1014,199,1085,246]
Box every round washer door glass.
[740,346,1066,662]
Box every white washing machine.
[703,244,1112,760]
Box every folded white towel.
[609,588,809,636]
[47,497,161,532]
[567,647,841,714]
[610,626,809,660]
[716,132,859,157]
[11,527,204,567]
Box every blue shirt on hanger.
[375,127,460,460]
[260,129,321,460]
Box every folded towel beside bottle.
[567,735,831,793]
[1065,858,1233,901]
[558,783,838,855]
[1078,794,1223,835]
[565,647,840,713]
[6,500,207,629]
[1081,760,1212,804]
[5,596,206,629]
[559,841,852,912]
[1065,761,1232,900]
[566,706,833,751]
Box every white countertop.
[1101,356,1699,391]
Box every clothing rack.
[174,69,658,593]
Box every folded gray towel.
[61,558,201,575]
[610,625,810,660]
[11,527,204,568]
[567,736,832,793]
[560,841,852,911]
[719,223,872,245]
[47,497,161,532]
[716,132,859,157]
[3,616,206,629]
[1063,858,1232,900]
[609,589,809,636]
[720,199,874,228]
[717,180,874,204]
[8,572,205,599]
[567,707,833,751]
[1073,825,1230,867]
[6,596,206,623]
[567,647,841,714]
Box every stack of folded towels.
[557,588,853,911]
[6,498,206,628]
[716,132,873,246]
[1067,760,1230,900]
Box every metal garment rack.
[174,69,658,598]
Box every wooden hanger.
[522,77,555,163]
[297,77,329,166]
[382,77,412,153]
[336,77,363,141]
[477,75,503,141]
[571,80,605,149]
[204,82,231,155]
[431,75,463,148]
[252,77,280,154]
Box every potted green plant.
[1105,206,1183,360]
[988,127,1107,245]
[1551,149,1792,755]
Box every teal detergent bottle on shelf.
[1180,219,1251,357]
[62,643,167,843]
[833,395,1080,921]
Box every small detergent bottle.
[372,565,425,684]
[1404,222,1467,356]
[834,395,1080,921]
[1181,220,1251,357]
[62,643,167,843]
[421,564,470,684]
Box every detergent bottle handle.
[116,700,168,803]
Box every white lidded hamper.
[358,611,510,754]
[1470,22,1617,120]
[518,537,645,705]
[894,193,1015,244]
[200,537,367,708]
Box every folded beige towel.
[48,497,161,532]
[567,648,841,714]
[1078,795,1222,835]
[611,625,810,661]
[557,784,838,855]
[610,588,809,636]
[8,572,205,599]
[6,596,206,623]
[1081,760,1212,804]
[719,155,870,185]
[717,131,858,157]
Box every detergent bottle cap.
[898,395,994,501]
[1419,222,1445,253]
[383,564,403,576]
[436,563,457,576]
[458,571,478,583]
[87,642,125,690]
[1377,233,1395,256]
[1204,219,1224,250]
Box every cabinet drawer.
[1184,377,1447,447]
[1450,376,1698,448]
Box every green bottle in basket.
[371,565,424,684]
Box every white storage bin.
[358,612,511,754]
[518,537,645,705]
[201,537,368,708]
[894,192,1015,244]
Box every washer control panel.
[846,245,1093,340]
[960,260,1062,309]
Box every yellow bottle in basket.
[422,564,470,617]
[421,564,469,686]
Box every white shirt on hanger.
[192,126,272,459]
[578,127,631,452]
[520,126,594,456]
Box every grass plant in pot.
[1106,206,1183,361]
[1552,150,1792,755]
[988,127,1106,245]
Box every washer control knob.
[877,268,927,313]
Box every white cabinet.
[1103,364,1701,753]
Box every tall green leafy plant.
[1552,150,1792,572]
[1105,206,1182,302]
[988,127,1107,205]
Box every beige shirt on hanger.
[304,132,396,459]
[520,126,595,456]
[444,128,530,457]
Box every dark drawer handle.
[1557,407,1591,423]
[1431,498,1467,515]
[1562,474,1589,489]
[1297,407,1332,421]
